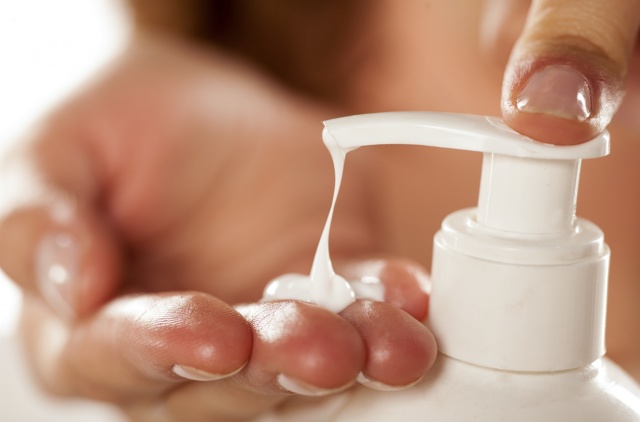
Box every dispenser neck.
[477,154,581,236]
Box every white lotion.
[262,133,382,313]
[261,112,640,421]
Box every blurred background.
[0,0,129,420]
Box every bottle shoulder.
[330,355,640,422]
[260,355,640,422]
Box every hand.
[0,36,436,421]
[498,0,640,144]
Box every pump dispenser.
[322,112,610,374]
[262,112,640,421]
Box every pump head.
[323,112,609,236]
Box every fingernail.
[172,364,244,382]
[357,372,423,391]
[277,374,354,396]
[516,64,591,121]
[36,232,80,319]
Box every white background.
[0,1,129,420]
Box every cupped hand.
[498,0,640,144]
[0,36,435,421]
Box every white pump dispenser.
[322,112,609,374]
[262,112,640,421]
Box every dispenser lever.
[323,112,609,160]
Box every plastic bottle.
[263,112,640,421]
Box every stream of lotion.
[262,134,383,313]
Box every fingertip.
[502,0,640,145]
[0,199,123,319]
[166,293,253,378]
[341,301,437,388]
[500,0,638,145]
[379,259,430,321]
[237,301,365,393]
[340,258,430,321]
[56,292,253,401]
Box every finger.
[337,257,431,321]
[0,122,122,318]
[336,258,437,389]
[128,300,367,422]
[21,291,253,402]
[501,0,640,144]
[340,300,437,390]
[235,301,365,396]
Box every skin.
[1,0,640,420]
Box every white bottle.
[263,112,640,421]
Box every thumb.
[0,113,122,319]
[502,0,640,145]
